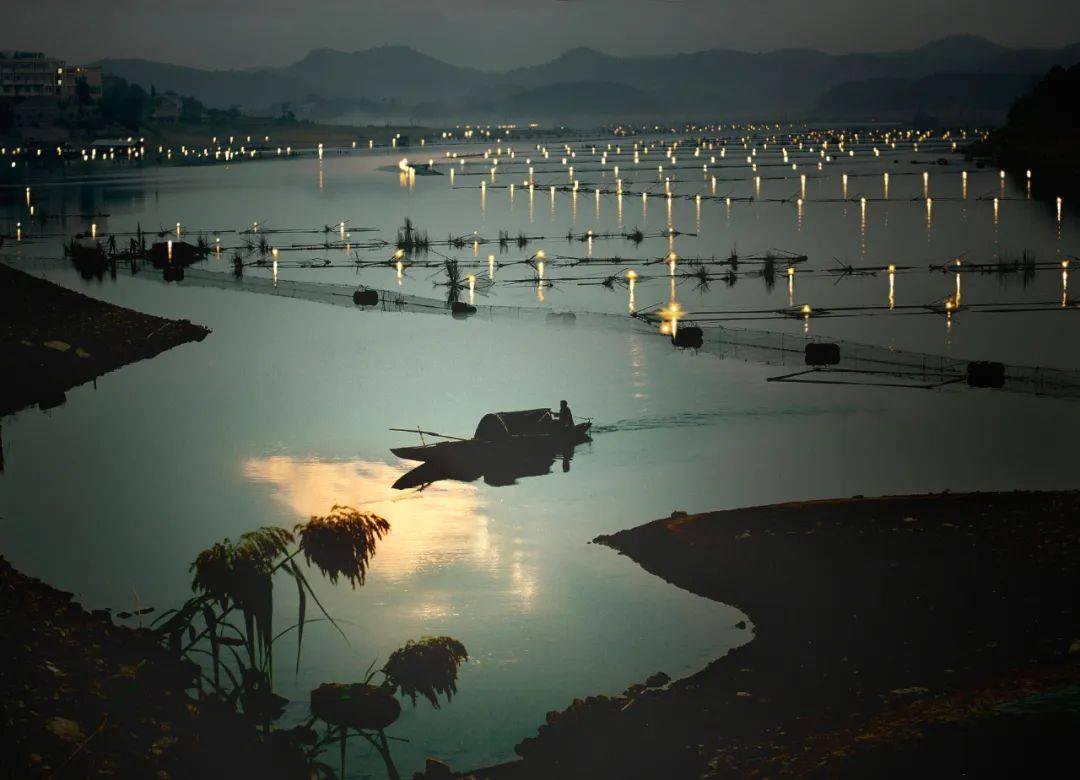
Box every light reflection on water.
[0,285,760,775]
[3,134,1080,775]
[242,456,502,590]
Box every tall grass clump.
[148,504,467,778]
[761,252,776,291]
[396,218,430,253]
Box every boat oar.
[389,427,469,442]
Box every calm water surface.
[2,134,1078,775]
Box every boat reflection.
[392,445,582,490]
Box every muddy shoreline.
[468,491,1080,778]
[0,556,319,778]
[0,262,210,418]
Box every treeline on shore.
[970,62,1080,202]
[0,74,308,140]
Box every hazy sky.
[7,0,1080,71]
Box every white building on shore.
[1,50,101,100]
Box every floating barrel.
[672,326,703,349]
[805,342,840,366]
[352,289,379,306]
[163,265,185,282]
[451,301,477,317]
[967,361,1005,389]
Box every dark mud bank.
[0,263,209,417]
[468,491,1080,778]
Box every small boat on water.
[391,409,591,465]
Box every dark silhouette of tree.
[74,77,93,105]
[979,62,1080,205]
[180,95,204,123]
[99,76,148,130]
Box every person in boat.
[555,400,575,430]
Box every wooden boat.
[391,409,591,465]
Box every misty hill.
[816,72,1040,121]
[281,46,496,103]
[96,58,313,111]
[99,47,495,112]
[467,81,662,118]
[974,63,1080,202]
[97,35,1080,120]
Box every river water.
[2,131,1078,775]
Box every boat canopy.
[474,409,554,441]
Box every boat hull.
[392,422,592,464]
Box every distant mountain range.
[96,36,1080,122]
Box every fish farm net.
[180,268,1080,401]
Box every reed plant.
[150,505,467,778]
